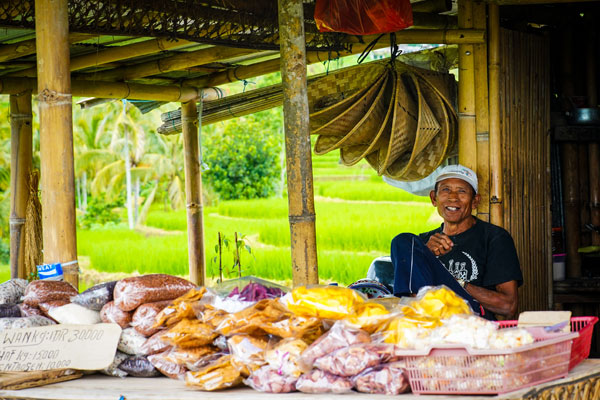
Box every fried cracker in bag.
[153,287,207,329]
[296,369,353,394]
[227,334,268,376]
[314,342,397,377]
[352,361,410,395]
[185,355,243,391]
[283,285,366,320]
[265,338,307,377]
[148,351,187,380]
[141,329,172,355]
[163,318,218,348]
[216,299,288,336]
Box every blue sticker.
[36,263,63,280]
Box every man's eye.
[441,187,450,192]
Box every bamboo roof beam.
[0,33,94,63]
[75,46,267,82]
[0,77,220,102]
[10,37,197,78]
[355,29,485,45]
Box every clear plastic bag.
[227,334,268,376]
[100,351,129,378]
[147,351,187,380]
[214,277,289,301]
[0,303,22,318]
[0,315,55,331]
[0,279,28,304]
[23,280,78,307]
[140,330,172,355]
[282,285,367,320]
[314,342,398,377]
[245,366,298,393]
[118,327,149,355]
[295,369,353,394]
[163,318,218,348]
[264,338,308,378]
[100,301,132,328]
[113,274,195,312]
[352,361,410,395]
[300,321,370,369]
[131,300,171,336]
[48,303,102,325]
[118,355,161,377]
[70,281,116,311]
[185,355,243,391]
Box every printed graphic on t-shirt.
[447,251,479,282]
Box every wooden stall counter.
[0,359,598,400]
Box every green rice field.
[4,149,440,287]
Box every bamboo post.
[562,143,582,278]
[458,0,477,172]
[278,0,318,286]
[181,100,205,286]
[35,0,78,288]
[9,91,32,279]
[473,2,490,221]
[488,3,504,226]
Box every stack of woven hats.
[307,60,457,181]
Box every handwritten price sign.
[0,323,121,372]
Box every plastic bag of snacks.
[214,277,289,301]
[313,342,399,377]
[351,361,410,395]
[0,316,55,331]
[163,318,218,348]
[141,330,172,355]
[113,274,195,312]
[148,351,187,380]
[300,321,370,368]
[154,287,206,328]
[283,285,367,320]
[227,334,268,376]
[245,365,298,393]
[295,369,353,394]
[70,281,117,311]
[185,355,243,391]
[100,351,129,378]
[0,304,22,318]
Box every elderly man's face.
[430,178,480,225]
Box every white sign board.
[0,323,121,372]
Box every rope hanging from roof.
[0,0,349,52]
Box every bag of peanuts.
[113,274,195,312]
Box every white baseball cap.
[435,164,478,193]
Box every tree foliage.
[202,109,283,200]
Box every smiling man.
[390,164,523,319]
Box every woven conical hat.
[312,71,387,137]
[314,72,391,155]
[340,70,396,166]
[308,61,387,118]
[377,71,419,174]
[384,74,451,181]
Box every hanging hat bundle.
[307,60,457,181]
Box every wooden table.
[0,359,598,400]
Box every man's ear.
[472,193,481,209]
[429,190,437,206]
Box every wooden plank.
[0,360,598,400]
[0,370,82,390]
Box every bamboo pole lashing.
[76,46,265,82]
[9,91,33,279]
[0,77,219,103]
[457,0,477,172]
[11,38,197,78]
[278,0,318,287]
[36,0,79,289]
[181,100,205,287]
[0,33,94,63]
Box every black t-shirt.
[419,218,523,291]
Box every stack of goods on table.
[0,276,582,395]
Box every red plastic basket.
[402,331,578,395]
[497,316,598,370]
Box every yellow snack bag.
[285,285,366,320]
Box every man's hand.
[426,233,454,256]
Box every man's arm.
[464,280,518,318]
